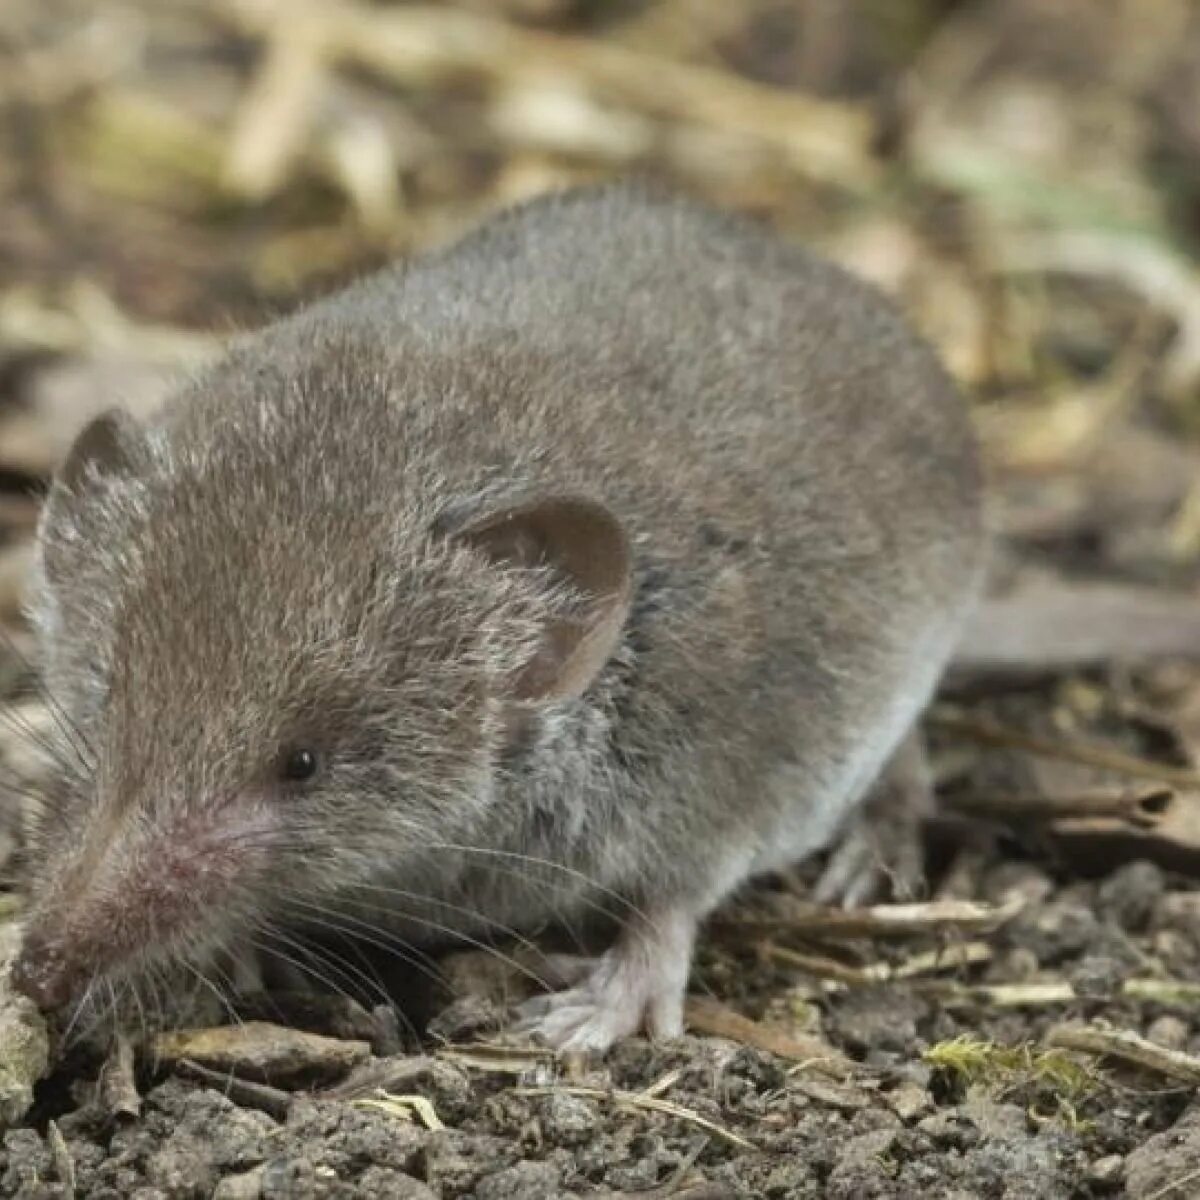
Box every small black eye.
[280,748,319,783]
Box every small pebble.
[1147,1016,1188,1051]
[916,1111,979,1149]
[1153,892,1200,932]
[0,984,51,1128]
[1151,929,1192,961]
[538,1092,599,1146]
[987,947,1039,982]
[982,863,1054,908]
[1088,1154,1124,1186]
[1068,954,1125,999]
[213,1166,265,1200]
[1098,861,1164,931]
[887,1081,932,1122]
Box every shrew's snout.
[11,805,275,1012]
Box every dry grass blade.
[888,942,994,979]
[639,1068,685,1098]
[437,1043,556,1074]
[760,944,870,986]
[1122,979,1200,1004]
[1046,1023,1200,1086]
[215,0,874,186]
[46,1120,75,1197]
[712,897,1022,945]
[764,897,1022,939]
[221,18,328,200]
[917,981,1077,1008]
[0,285,219,366]
[922,977,1200,1009]
[595,1133,713,1198]
[1144,1166,1200,1200]
[353,1091,445,1131]
[513,1084,755,1151]
[764,940,992,986]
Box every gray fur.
[13,182,984,1044]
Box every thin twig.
[1046,1023,1200,1086]
[921,977,1200,1009]
[919,981,1079,1008]
[1122,979,1200,1004]
[1146,1165,1200,1200]
[175,1059,292,1119]
[943,787,1174,826]
[929,709,1200,789]
[716,897,1023,941]
[435,1044,556,1075]
[764,940,992,986]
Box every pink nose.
[10,932,80,1011]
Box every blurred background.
[3,0,1200,616]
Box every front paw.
[512,961,652,1053]
[509,909,696,1053]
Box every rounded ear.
[437,495,632,704]
[55,407,145,495]
[40,407,146,585]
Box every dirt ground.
[8,1,1200,1197]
